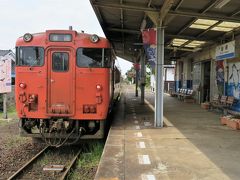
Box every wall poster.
[227,62,240,111]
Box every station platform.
[95,86,240,180]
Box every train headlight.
[96,84,102,91]
[19,83,26,89]
[90,34,99,43]
[23,33,33,42]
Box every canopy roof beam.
[92,2,240,23]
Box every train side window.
[16,47,44,66]
[52,52,69,72]
[77,48,111,68]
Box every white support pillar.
[140,51,145,104]
[155,26,164,127]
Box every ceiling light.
[215,0,231,9]
[172,38,188,46]
[194,19,218,26]
[190,24,209,30]
[218,21,240,28]
[211,26,233,32]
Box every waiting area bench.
[210,95,235,114]
[170,88,195,102]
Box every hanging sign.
[133,63,140,70]
[0,57,12,93]
[142,28,156,68]
[215,40,235,60]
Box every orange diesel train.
[15,29,121,146]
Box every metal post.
[3,93,8,119]
[155,26,164,127]
[135,68,139,97]
[140,51,145,104]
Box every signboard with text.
[0,57,12,93]
[216,40,235,60]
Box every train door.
[47,48,75,115]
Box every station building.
[175,35,240,111]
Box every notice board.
[0,57,12,93]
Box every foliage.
[68,141,104,180]
[125,66,135,83]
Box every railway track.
[7,145,83,180]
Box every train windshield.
[16,47,44,66]
[77,48,111,68]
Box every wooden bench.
[209,94,220,109]
[220,96,227,106]
[210,95,235,114]
[222,96,235,115]
[225,96,235,108]
[210,95,226,111]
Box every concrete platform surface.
[95,86,240,180]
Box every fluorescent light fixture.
[189,18,240,32]
[190,19,218,30]
[194,19,218,26]
[215,0,231,9]
[185,40,206,48]
[172,38,188,46]
[211,21,240,32]
[211,26,233,32]
[185,44,198,48]
[171,39,206,49]
[218,21,240,28]
[190,24,209,30]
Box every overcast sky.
[0,0,132,74]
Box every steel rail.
[7,146,50,180]
[59,149,82,180]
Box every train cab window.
[52,52,69,72]
[16,47,44,66]
[77,48,111,68]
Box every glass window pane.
[16,47,44,66]
[49,34,72,42]
[77,48,102,67]
[52,52,69,72]
[104,49,111,67]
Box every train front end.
[15,30,115,146]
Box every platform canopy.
[90,0,240,63]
